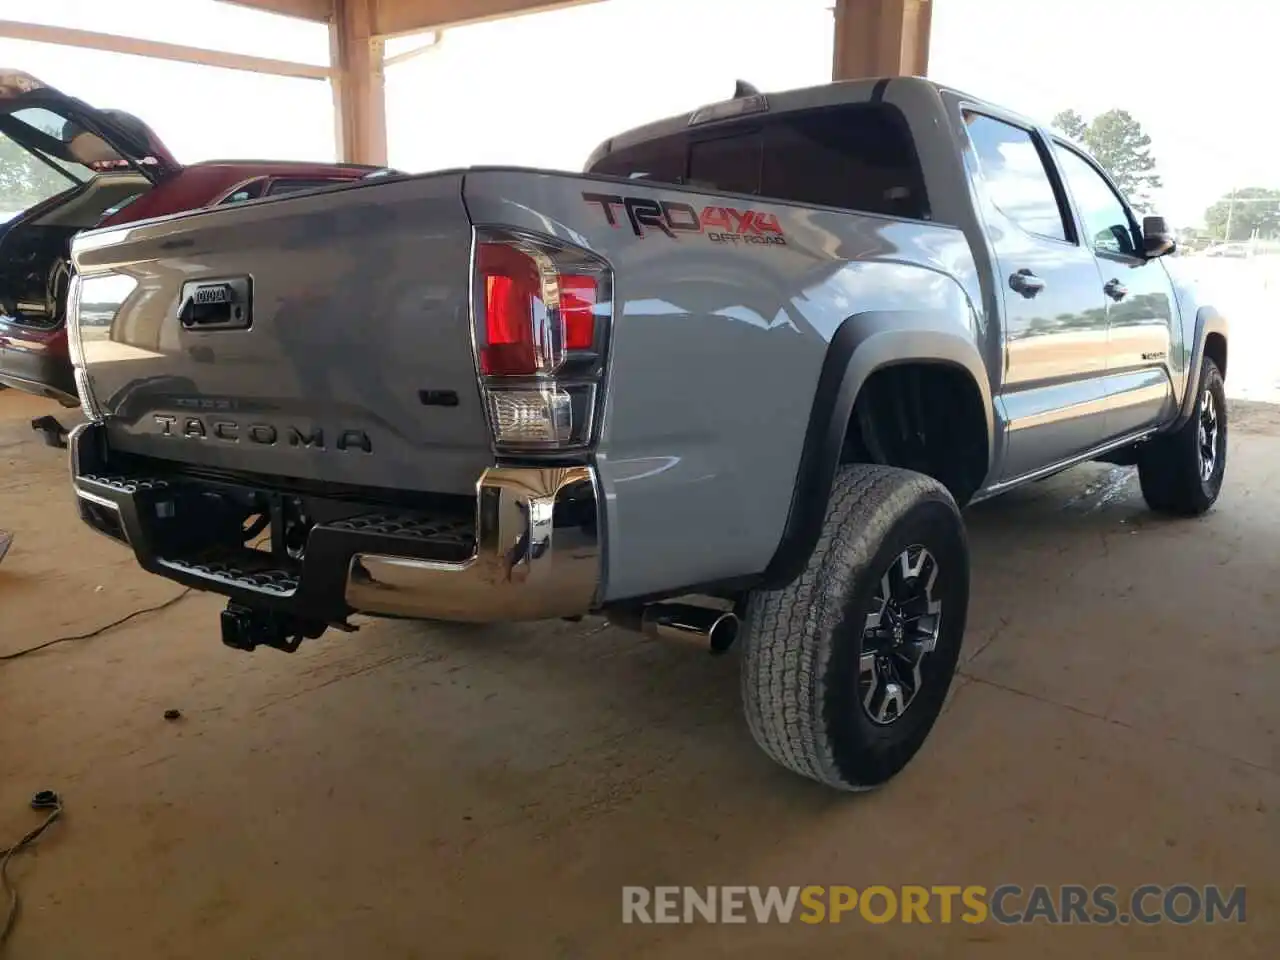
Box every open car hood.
[0,69,180,183]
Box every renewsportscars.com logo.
[622,884,1247,926]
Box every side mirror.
[1142,215,1176,258]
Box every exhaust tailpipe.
[608,602,740,654]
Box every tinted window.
[963,113,1067,242]
[590,138,685,185]
[1054,145,1137,257]
[265,177,346,197]
[589,104,927,220]
[762,108,924,217]
[688,132,761,195]
[218,180,265,205]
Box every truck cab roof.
[585,76,1021,172]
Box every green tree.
[1050,108,1163,213]
[0,134,72,215]
[1083,109,1162,213]
[1203,187,1280,242]
[1051,109,1088,142]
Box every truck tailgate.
[69,173,490,496]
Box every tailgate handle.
[179,277,252,331]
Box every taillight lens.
[478,243,541,376]
[559,274,597,351]
[472,229,611,451]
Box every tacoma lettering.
[287,426,325,449]
[152,415,370,452]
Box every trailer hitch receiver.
[220,601,327,653]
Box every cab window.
[1054,144,1139,257]
[962,112,1069,243]
[218,180,266,205]
[589,103,928,221]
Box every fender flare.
[759,310,994,589]
[1167,304,1229,432]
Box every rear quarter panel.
[464,169,982,600]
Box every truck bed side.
[462,169,982,600]
[70,164,981,605]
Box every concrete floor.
[1,389,1277,959]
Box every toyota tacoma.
[63,78,1228,791]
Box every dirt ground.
[0,388,1276,959]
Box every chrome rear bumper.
[69,421,602,624]
[345,466,601,621]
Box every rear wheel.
[1138,357,1226,516]
[739,465,969,791]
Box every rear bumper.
[69,422,602,623]
[0,325,77,406]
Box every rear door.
[1051,142,1177,438]
[961,110,1113,481]
[0,70,179,182]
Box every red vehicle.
[0,69,385,408]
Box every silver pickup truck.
[64,77,1228,791]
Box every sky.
[0,0,1276,228]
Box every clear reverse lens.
[486,386,572,445]
[484,384,597,448]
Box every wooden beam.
[372,0,600,39]
[832,0,932,80]
[330,0,388,164]
[0,19,330,80]
[217,0,334,22]
[382,35,442,67]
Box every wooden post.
[832,0,932,80]
[329,0,387,165]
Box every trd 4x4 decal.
[582,192,787,245]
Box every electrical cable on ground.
[0,588,193,662]
[0,791,63,951]
[0,587,193,946]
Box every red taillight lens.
[476,243,600,375]
[478,243,540,376]
[472,229,611,451]
[559,274,596,351]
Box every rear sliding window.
[589,103,928,221]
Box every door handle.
[1104,278,1128,302]
[1009,269,1045,299]
[178,277,252,330]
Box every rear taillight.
[472,228,611,451]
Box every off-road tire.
[1138,357,1226,516]
[740,465,969,791]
